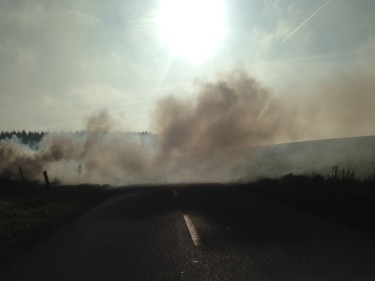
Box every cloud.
[0,0,156,131]
[69,84,135,108]
[251,0,333,55]
[252,21,292,50]
[280,0,331,45]
[62,9,101,26]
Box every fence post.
[43,171,50,188]
[19,166,24,184]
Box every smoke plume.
[1,67,375,185]
[153,70,293,156]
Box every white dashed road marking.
[183,214,202,246]
[172,189,202,246]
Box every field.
[0,181,116,266]
[243,174,375,232]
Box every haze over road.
[2,184,375,281]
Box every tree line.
[0,130,154,145]
[0,130,46,145]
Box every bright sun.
[158,0,227,62]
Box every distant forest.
[0,130,153,145]
[0,131,46,145]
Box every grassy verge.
[0,180,116,266]
[244,174,375,232]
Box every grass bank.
[0,180,116,266]
[243,174,375,232]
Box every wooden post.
[43,171,50,188]
[19,166,24,184]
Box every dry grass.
[0,180,115,266]
[245,174,375,230]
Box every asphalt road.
[2,184,375,281]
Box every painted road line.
[183,214,202,246]
[172,189,178,196]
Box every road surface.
[2,184,375,281]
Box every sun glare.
[158,0,227,62]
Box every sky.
[0,0,374,133]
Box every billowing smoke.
[0,111,156,184]
[150,70,296,182]
[1,68,375,185]
[153,70,292,157]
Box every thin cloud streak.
[280,0,331,45]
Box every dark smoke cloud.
[153,70,293,158]
[148,69,298,182]
[1,67,375,185]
